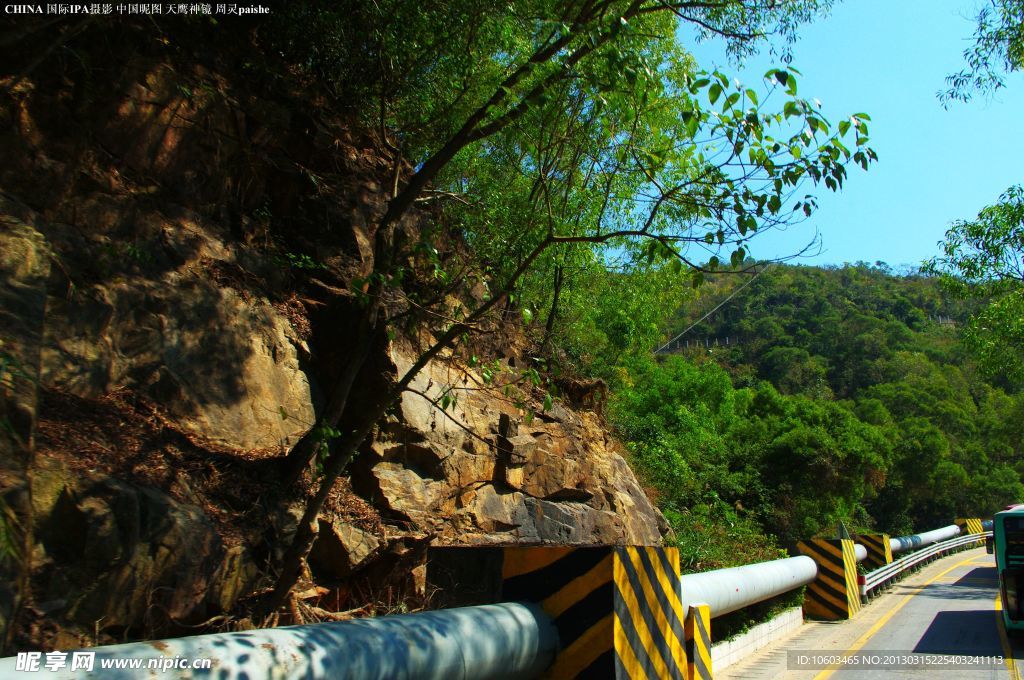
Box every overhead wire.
[654,261,773,354]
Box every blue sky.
[684,0,1024,269]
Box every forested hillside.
[605,264,1023,569]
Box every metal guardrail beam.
[863,531,990,596]
[0,524,975,678]
[0,602,558,680]
[679,555,818,618]
[678,543,867,619]
[889,524,961,554]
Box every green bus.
[994,505,1024,632]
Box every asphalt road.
[719,547,1022,680]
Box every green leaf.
[709,83,722,105]
[684,113,699,137]
[730,247,746,267]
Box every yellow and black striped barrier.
[855,533,892,569]
[956,518,985,546]
[501,546,616,677]
[609,547,687,680]
[431,546,689,679]
[685,603,713,680]
[956,517,984,534]
[797,538,861,620]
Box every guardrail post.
[684,603,713,680]
[796,538,861,620]
[427,546,688,679]
[854,534,892,569]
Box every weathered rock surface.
[30,457,260,635]
[308,519,381,579]
[16,197,317,452]
[352,347,665,546]
[0,212,51,648]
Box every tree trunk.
[541,265,564,352]
[281,315,377,485]
[265,417,376,612]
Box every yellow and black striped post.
[611,547,688,680]
[797,538,861,620]
[684,603,713,680]
[956,518,985,546]
[499,546,688,679]
[855,534,892,569]
[501,546,615,677]
[956,518,984,534]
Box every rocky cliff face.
[0,26,664,650]
[359,347,664,546]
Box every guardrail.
[680,555,818,618]
[680,543,867,618]
[889,524,962,554]
[0,603,558,680]
[0,523,988,679]
[862,531,990,598]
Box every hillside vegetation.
[603,264,1023,568]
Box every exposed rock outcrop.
[352,347,664,545]
[5,193,316,453]
[0,29,666,651]
[32,461,260,637]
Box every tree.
[942,0,1024,104]
[925,186,1024,384]
[265,0,876,609]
